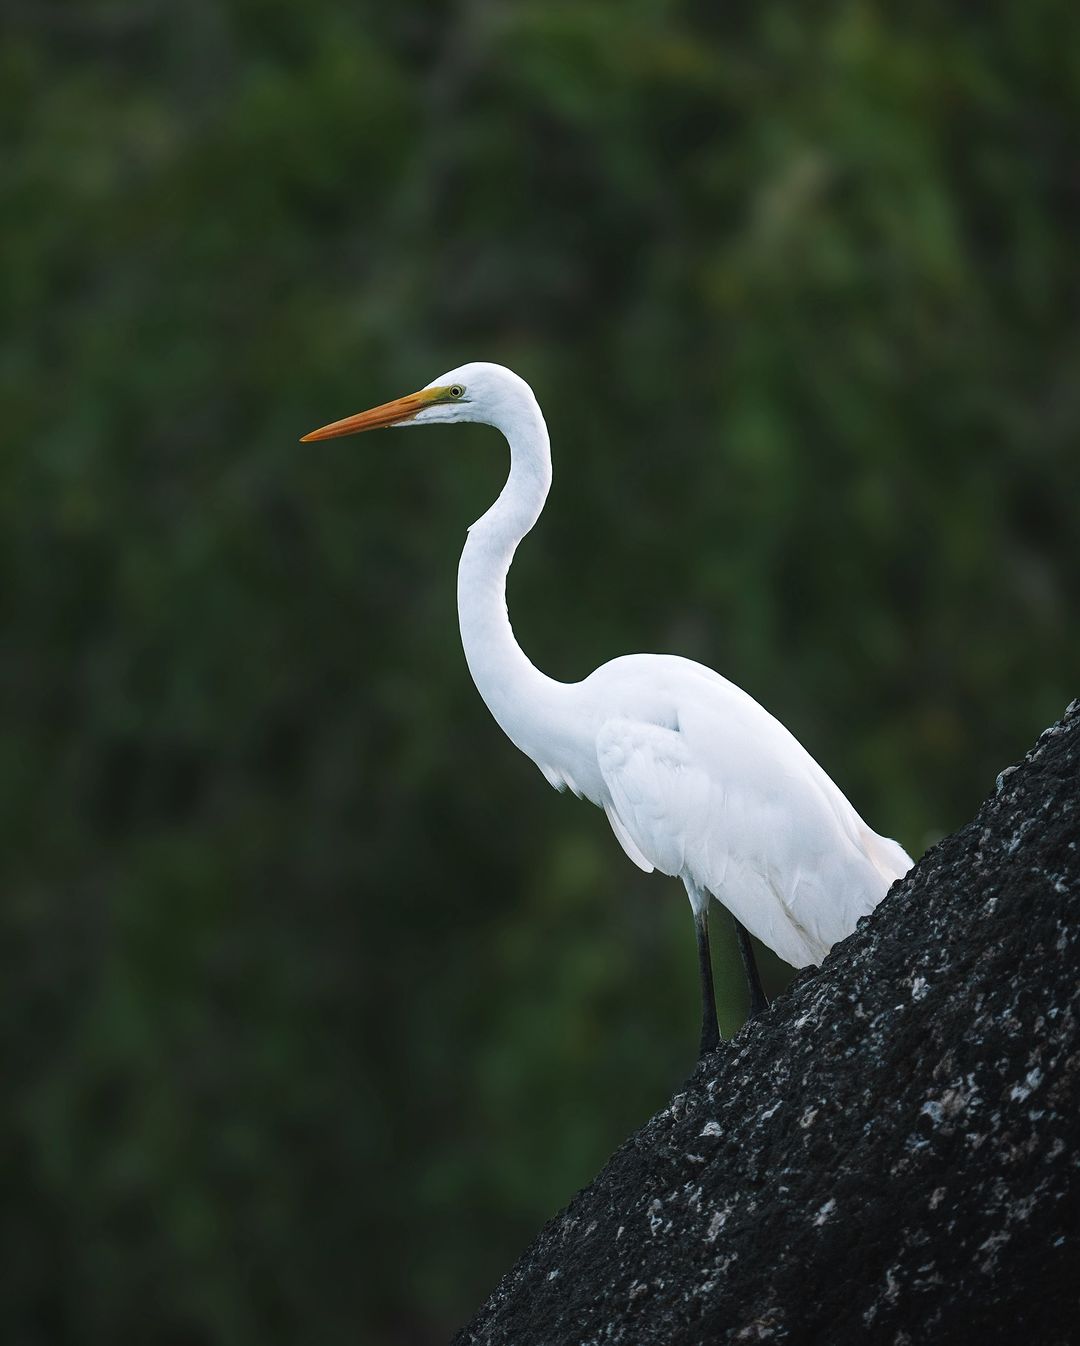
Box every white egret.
[302,362,912,1055]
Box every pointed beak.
[300,387,449,442]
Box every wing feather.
[595,702,881,967]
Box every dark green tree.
[3,2,1077,1341]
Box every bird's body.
[533,652,908,968]
[303,361,913,1050]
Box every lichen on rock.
[455,702,1080,1345]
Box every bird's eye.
[449,385,465,399]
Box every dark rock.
[454,702,1080,1345]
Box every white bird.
[302,362,913,1055]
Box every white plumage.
[302,361,913,1050]
[589,656,910,967]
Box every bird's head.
[300,362,537,442]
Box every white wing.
[591,658,908,969]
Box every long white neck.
[456,391,567,759]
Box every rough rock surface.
[454,703,1080,1345]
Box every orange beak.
[300,386,451,442]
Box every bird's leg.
[733,916,770,1019]
[694,906,721,1057]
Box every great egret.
[302,362,913,1056]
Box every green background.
[4,2,1077,1342]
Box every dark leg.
[733,916,770,1019]
[694,906,721,1057]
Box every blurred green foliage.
[3,1,1078,1341]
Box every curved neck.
[456,396,564,755]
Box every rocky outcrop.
[455,703,1080,1344]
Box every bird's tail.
[862,827,914,887]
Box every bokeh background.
[4,2,1078,1342]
